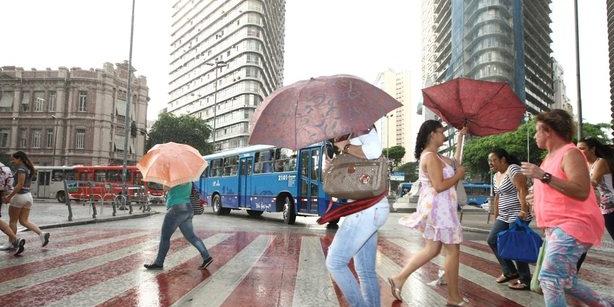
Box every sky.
[0,0,611,125]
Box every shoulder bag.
[323,153,388,200]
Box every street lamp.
[205,60,228,150]
[51,115,57,165]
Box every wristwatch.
[343,143,351,153]
[540,172,552,184]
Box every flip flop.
[387,277,403,301]
[496,273,519,283]
[508,280,530,290]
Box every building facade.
[551,59,573,114]
[167,0,285,151]
[0,62,149,166]
[608,0,614,140]
[423,0,555,114]
[375,69,415,163]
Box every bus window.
[255,150,274,174]
[224,156,238,176]
[107,170,122,182]
[95,171,107,182]
[311,148,321,180]
[300,151,309,177]
[210,159,223,177]
[275,148,295,172]
[52,170,65,181]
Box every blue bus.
[463,182,491,207]
[198,143,335,224]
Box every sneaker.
[40,232,50,247]
[144,263,163,270]
[199,257,213,270]
[437,269,447,285]
[13,238,25,256]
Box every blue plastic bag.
[497,219,543,263]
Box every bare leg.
[443,243,463,304]
[0,220,17,243]
[391,239,442,287]
[18,208,42,235]
[8,206,20,235]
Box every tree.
[145,113,213,154]
[396,161,419,182]
[383,145,406,168]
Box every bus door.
[298,147,322,214]
[36,170,51,198]
[238,157,253,207]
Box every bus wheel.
[212,195,230,215]
[282,196,296,225]
[247,210,263,217]
[56,191,66,203]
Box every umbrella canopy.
[422,78,526,136]
[249,74,402,149]
[136,142,207,188]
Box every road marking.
[292,236,338,307]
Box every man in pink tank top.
[521,109,609,307]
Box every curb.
[18,211,160,232]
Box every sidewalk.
[0,198,159,230]
[391,196,614,253]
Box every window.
[0,129,9,147]
[78,91,87,112]
[0,91,14,111]
[46,129,54,148]
[33,92,45,112]
[21,92,30,111]
[32,129,42,148]
[48,92,56,112]
[76,129,85,149]
[19,128,27,147]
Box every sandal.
[495,273,519,283]
[446,297,469,306]
[387,277,403,301]
[508,280,530,290]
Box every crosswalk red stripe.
[0,236,191,306]
[99,231,260,307]
[0,234,151,283]
[320,232,351,307]
[380,238,524,307]
[220,233,301,307]
[50,229,140,249]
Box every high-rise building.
[551,59,573,114]
[375,69,415,163]
[0,62,149,165]
[167,0,285,151]
[607,0,614,140]
[423,0,554,115]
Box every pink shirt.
[534,143,605,246]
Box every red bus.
[67,165,165,204]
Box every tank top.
[591,159,614,214]
[533,143,605,246]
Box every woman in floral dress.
[388,120,467,306]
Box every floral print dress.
[399,152,463,244]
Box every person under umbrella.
[138,143,212,270]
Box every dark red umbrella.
[422,78,526,136]
[249,75,402,149]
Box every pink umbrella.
[249,74,402,149]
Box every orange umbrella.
[136,142,207,187]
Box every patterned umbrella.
[422,78,526,136]
[136,142,207,187]
[249,74,402,149]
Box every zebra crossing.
[0,228,612,307]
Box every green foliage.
[463,119,612,180]
[396,161,419,182]
[383,145,406,167]
[145,113,213,155]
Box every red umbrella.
[422,78,526,136]
[249,74,402,149]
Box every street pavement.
[0,198,612,306]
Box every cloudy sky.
[0,0,610,125]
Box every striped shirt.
[494,164,531,223]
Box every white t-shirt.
[349,128,383,160]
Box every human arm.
[493,194,500,216]
[520,149,592,200]
[424,153,465,193]
[511,170,529,219]
[590,159,608,188]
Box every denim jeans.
[325,201,389,307]
[154,204,210,265]
[487,219,531,283]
